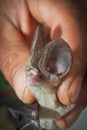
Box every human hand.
[0,0,87,129]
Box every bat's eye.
[38,39,72,79]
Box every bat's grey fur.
[26,25,74,130]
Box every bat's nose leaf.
[39,39,72,78]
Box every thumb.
[0,17,36,103]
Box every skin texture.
[0,0,87,129]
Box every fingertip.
[55,118,67,129]
[14,80,36,104]
[14,79,36,104]
[57,77,72,105]
[12,65,36,104]
[21,85,36,104]
[57,75,83,105]
[58,91,71,105]
[55,106,82,129]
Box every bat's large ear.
[26,25,44,71]
[38,39,72,79]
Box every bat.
[25,25,74,130]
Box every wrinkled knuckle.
[0,51,19,83]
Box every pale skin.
[0,0,87,129]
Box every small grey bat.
[25,25,74,130]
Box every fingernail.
[68,76,83,103]
[59,77,72,93]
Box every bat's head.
[26,26,72,89]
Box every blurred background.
[0,71,87,130]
